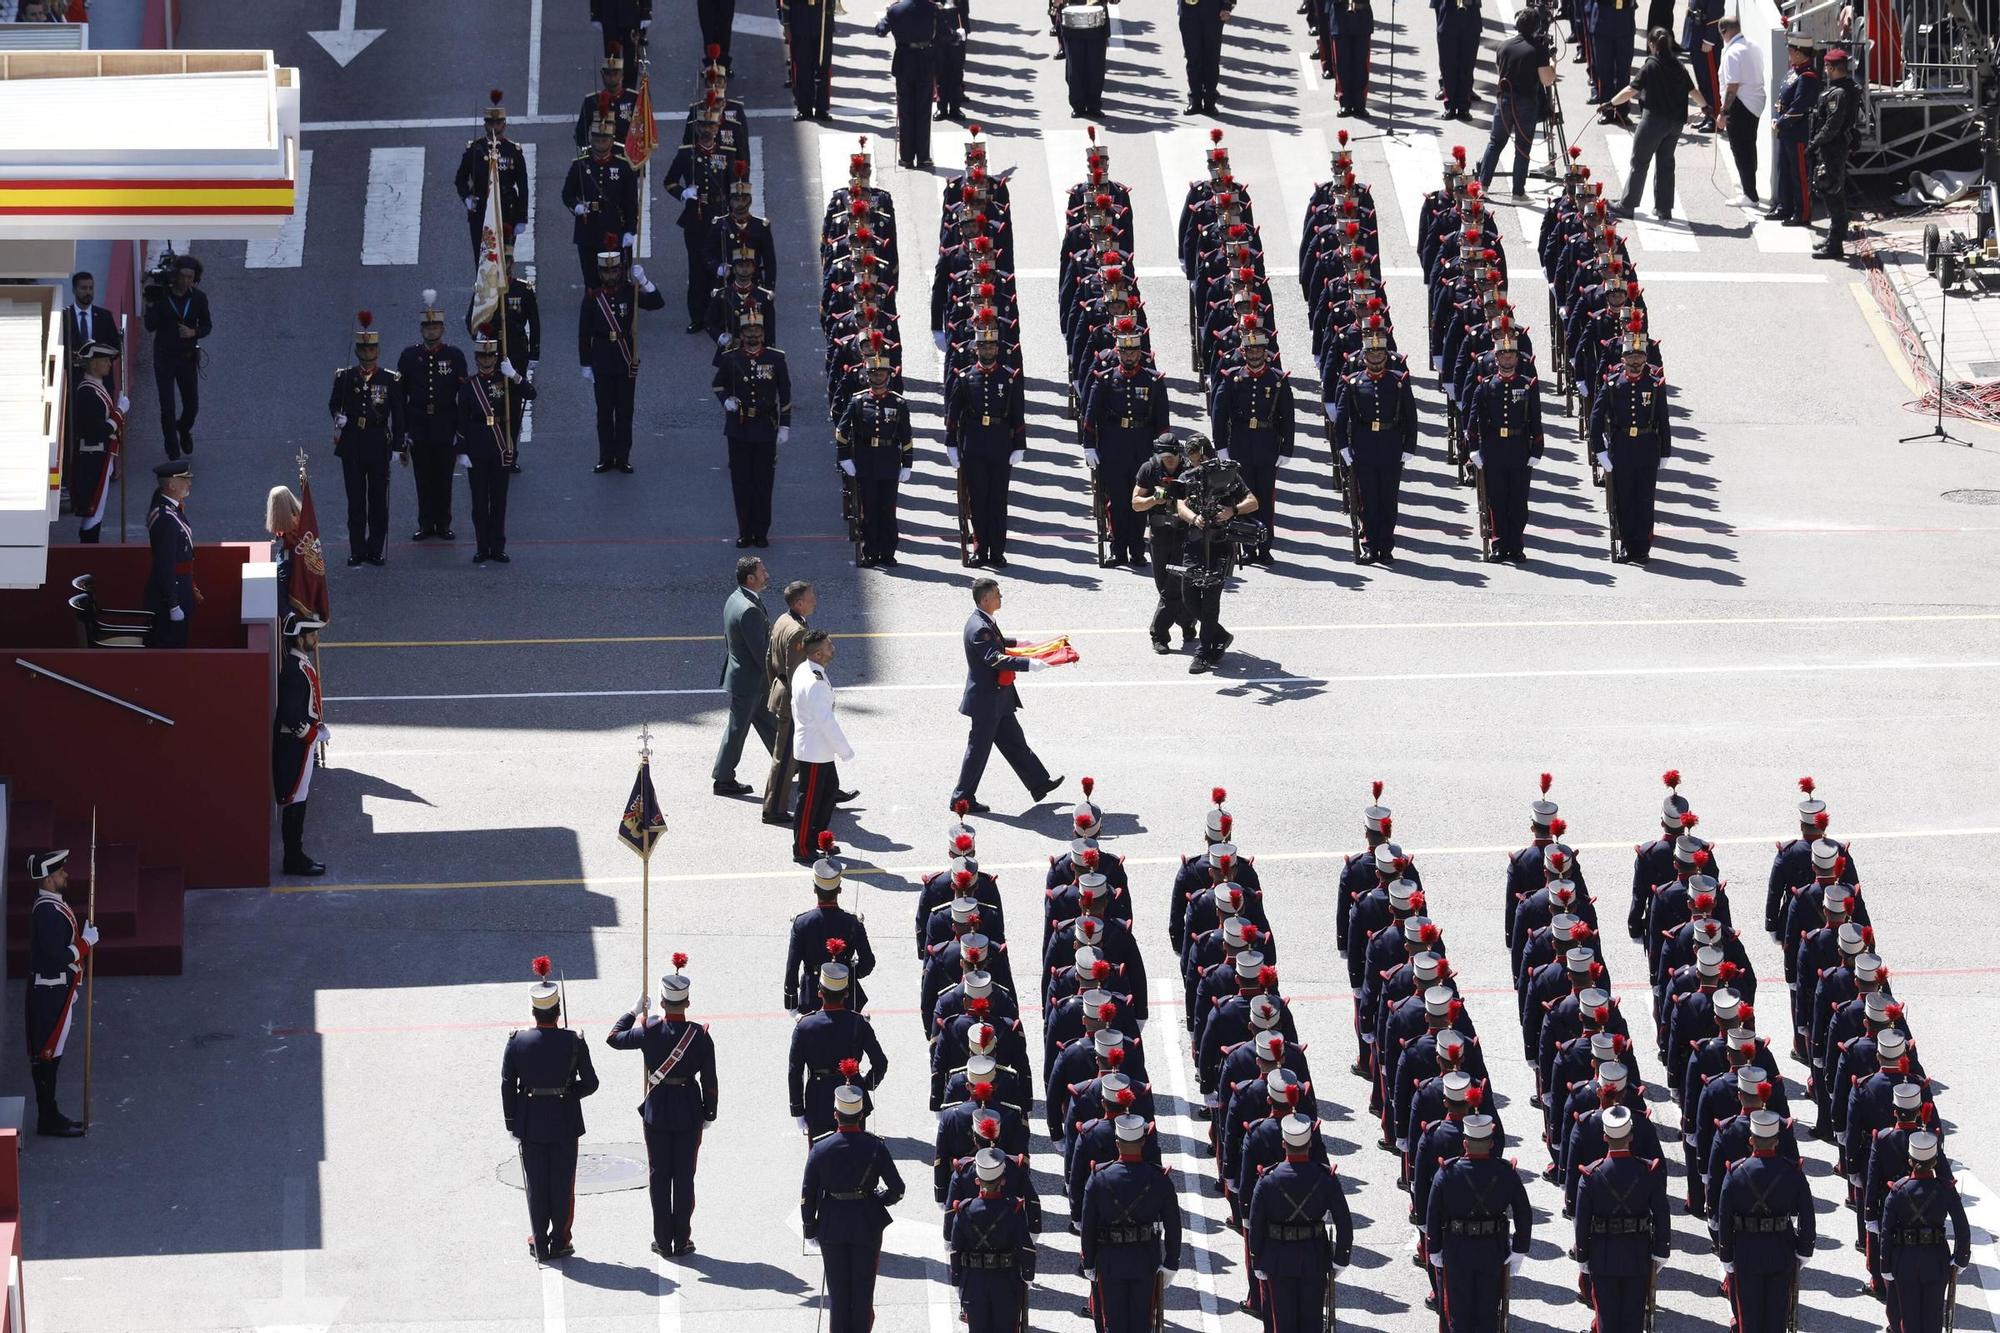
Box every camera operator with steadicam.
[1478,12,1559,198]
[141,251,211,460]
[1132,432,1195,655]
[1170,432,1258,676]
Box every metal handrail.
[13,658,175,726]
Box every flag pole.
[117,313,129,542]
[300,448,327,767]
[83,805,97,1131]
[639,722,654,999]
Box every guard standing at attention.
[1571,1105,1670,1333]
[1081,1113,1183,1333]
[713,309,792,549]
[1878,1131,1971,1333]
[1714,1109,1813,1333]
[785,0,838,120]
[456,91,531,264]
[574,44,637,149]
[607,955,719,1257]
[328,311,405,569]
[1809,48,1861,260]
[579,244,667,474]
[1178,0,1229,116]
[464,249,542,463]
[1332,319,1417,565]
[23,849,96,1137]
[664,110,738,330]
[1059,0,1114,118]
[945,320,1027,568]
[273,611,330,877]
[67,342,124,543]
[1086,324,1170,567]
[1769,38,1821,226]
[1208,320,1294,565]
[1247,1115,1354,1333]
[398,292,468,543]
[789,963,889,1133]
[878,0,942,168]
[143,459,196,646]
[1422,1114,1531,1331]
[591,0,653,59]
[501,957,600,1262]
[802,1074,907,1333]
[947,1149,1038,1333]
[563,99,643,287]
[456,327,532,563]
[1464,318,1542,562]
[1588,318,1669,564]
[1434,0,1481,120]
[1330,0,1376,117]
[836,348,915,567]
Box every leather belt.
[1589,1216,1652,1236]
[1265,1223,1322,1242]
[1097,1224,1157,1245]
[961,1251,1016,1270]
[524,1087,570,1098]
[1733,1216,1793,1235]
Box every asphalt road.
[24,0,2000,1331]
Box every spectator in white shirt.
[789,629,854,865]
[1716,18,1769,205]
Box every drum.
[1062,4,1110,28]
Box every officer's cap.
[484,88,508,120]
[1114,1114,1148,1144]
[1423,985,1456,1018]
[966,1053,998,1081]
[1713,988,1743,1020]
[1220,916,1251,949]
[1736,1065,1770,1097]
[1265,1068,1302,1104]
[1254,1030,1284,1061]
[812,856,843,893]
[1462,1114,1496,1141]
[283,611,327,638]
[153,458,191,479]
[1401,915,1436,945]
[1564,947,1597,974]
[974,1147,1008,1182]
[963,969,994,999]
[1836,922,1868,955]
[598,248,626,267]
[1548,912,1580,940]
[1877,1029,1909,1059]
[1909,1130,1940,1162]
[1601,1105,1635,1140]
[819,961,851,992]
[1589,1031,1619,1061]
[530,980,561,1011]
[968,1024,998,1054]
[1825,889,1856,919]
[1249,995,1282,1030]
[1386,876,1419,911]
[1233,949,1267,979]
[1578,987,1611,1011]
[1073,945,1102,973]
[27,849,67,880]
[833,1084,866,1117]
[1079,988,1114,1012]
[1811,839,1842,872]
[1696,947,1725,978]
[1093,1028,1125,1057]
[1076,870,1110,901]
[1893,1082,1923,1111]
[949,897,979,925]
[661,972,691,1004]
[1436,1029,1466,1058]
[1862,984,1891,1016]
[961,933,990,962]
[950,851,979,876]
[80,340,119,361]
[1280,1114,1315,1150]
[1413,953,1446,983]
[1600,1061,1630,1088]
[1749,1109,1783,1139]
[1442,1070,1473,1101]
[1075,915,1105,945]
[1204,788,1232,838]
[1100,1071,1132,1100]
[1662,792,1690,824]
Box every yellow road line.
[272,824,2000,892]
[320,610,2000,651]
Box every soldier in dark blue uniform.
[837,352,915,567]
[712,309,792,548]
[1766,777,1858,937]
[328,311,406,569]
[663,109,737,329]
[606,958,719,1256]
[947,322,1027,567]
[1080,1114,1182,1333]
[142,459,196,647]
[877,0,942,167]
[1631,772,1717,938]
[1715,1110,1812,1333]
[789,963,888,1134]
[786,0,837,120]
[787,856,877,1016]
[1464,320,1541,562]
[397,295,467,542]
[455,328,532,564]
[948,1149,1036,1333]
[1177,0,1230,115]
[1085,330,1169,568]
[1769,38,1821,225]
[803,1078,906,1333]
[501,960,600,1260]
[578,246,666,474]
[562,101,642,288]
[1434,0,1481,118]
[1422,1114,1531,1332]
[23,850,95,1137]
[1879,1130,1969,1332]
[1571,1105,1669,1333]
[1208,326,1294,564]
[1248,1114,1354,1333]
[1331,319,1415,565]
[1329,0,1375,116]
[1588,320,1669,563]
[573,45,636,149]
[454,91,530,264]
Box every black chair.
[69,573,154,633]
[68,593,149,649]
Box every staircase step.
[5,867,182,978]
[50,822,140,931]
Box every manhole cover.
[1942,489,2000,505]
[496,1143,650,1194]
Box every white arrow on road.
[308,0,385,67]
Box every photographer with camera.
[1478,12,1559,198]
[1170,432,1257,675]
[141,252,210,460]
[1132,433,1195,654]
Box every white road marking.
[817,133,855,200]
[734,12,785,38]
[639,146,654,261]
[527,0,545,117]
[1155,125,1211,215]
[1949,1163,2000,1330]
[1298,50,1322,91]
[325,657,2000,704]
[1601,129,1699,250]
[540,1261,566,1333]
[749,135,765,212]
[361,147,425,266]
[1383,127,1445,249]
[1751,206,1816,253]
[657,1251,682,1333]
[1045,128,1089,227]
[1158,1020,1226,1333]
[516,142,538,267]
[244,147,312,269]
[1272,127,1328,267]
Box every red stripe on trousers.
[1798,146,1812,219]
[797,764,821,859]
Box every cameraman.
[1478,12,1558,197]
[1132,433,1195,654]
[1170,432,1257,676]
[141,253,211,459]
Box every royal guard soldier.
[706,243,779,348]
[1632,773,1717,939]
[328,310,406,569]
[1878,1130,1969,1332]
[802,1073,906,1333]
[590,0,652,58]
[1059,0,1113,117]
[685,50,753,165]
[1714,1110,1813,1333]
[945,1140,1043,1232]
[455,91,530,263]
[934,0,969,121]
[785,0,838,121]
[708,162,776,291]
[1571,1105,1669,1333]
[1767,776,1860,938]
[945,317,1025,568]
[786,853,878,1014]
[498,247,540,466]
[1434,0,1481,119]
[573,43,637,148]
[273,611,330,876]
[1080,1113,1181,1333]
[947,1148,1037,1333]
[877,0,942,168]
[1329,0,1376,117]
[836,344,914,567]
[456,326,531,563]
[1464,317,1541,561]
[1083,322,1168,568]
[1422,1114,1531,1330]
[1332,317,1416,565]
[789,962,889,1135]
[67,341,125,543]
[398,291,468,542]
[711,309,792,548]
[579,244,666,474]
[1207,317,1293,564]
[563,98,643,286]
[1177,0,1227,115]
[1247,1114,1354,1333]
[501,957,600,1261]
[1589,317,1669,563]
[143,458,196,647]
[23,849,97,1137]
[607,954,719,1256]
[663,107,736,330]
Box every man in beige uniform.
[763,580,816,825]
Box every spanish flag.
[1004,636,1081,667]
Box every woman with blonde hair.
[267,485,301,611]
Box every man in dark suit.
[949,578,1062,815]
[714,556,778,797]
[62,271,123,510]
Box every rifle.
[1500,1268,1512,1331]
[1947,1265,1960,1331]
[1643,1262,1657,1333]
[1150,1270,1165,1333]
[1785,1261,1799,1333]
[955,463,973,566]
[83,806,96,1131]
[1602,461,1622,562]
[1323,1258,1337,1333]
[1474,463,1496,562]
[1090,465,1107,566]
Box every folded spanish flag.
[1004,636,1081,667]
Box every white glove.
[840,459,857,477]
[716,263,731,277]
[1339,448,1354,465]
[500,362,520,381]
[1722,1262,1735,1275]
[1331,1265,1348,1277]
[1252,1270,1268,1281]
[1009,450,1025,466]
[682,187,699,202]
[1595,451,1612,471]
[1428,1252,1444,1269]
[1883,1273,1896,1283]
[621,232,637,250]
[723,396,742,412]
[1866,1221,1880,1235]
[333,413,348,429]
[573,203,589,216]
[1218,448,1232,461]
[631,264,650,288]
[82,924,100,947]
[637,995,651,1014]
[778,427,791,445]
[898,466,913,483]
[641,16,651,26]
[456,454,472,468]
[1324,402,1339,422]
[1506,1253,1524,1277]
[1075,448,1096,469]
[465,197,479,213]
[1470,451,1484,469]
[512,222,525,236]
[1027,657,1049,672]
[933,330,949,351]
[582,366,595,384]
[946,446,961,468]
[1651,1255,1666,1271]
[717,333,733,348]
[795,1116,809,1135]
[116,393,130,413]
[1083,1270,1096,1282]
[169,606,185,622]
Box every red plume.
[1211,786,1228,805]
[1258,966,1279,988]
[1381,816,1394,837]
[1719,962,1740,981]
[1097,1001,1118,1021]
[969,123,983,137]
[1408,891,1427,913]
[1372,779,1384,800]
[1106,1047,1126,1068]
[1739,1004,1756,1025]
[1419,924,1441,945]
[357,310,374,329]
[1242,925,1261,945]
[1076,812,1093,831]
[1116,1088,1136,1108]
[827,937,847,957]
[1540,772,1553,794]
[1219,815,1234,837]
[1466,1086,1484,1108]
[1814,812,1831,833]
[531,955,551,977]
[1592,1004,1609,1023]
[1694,849,1712,869]
[968,996,991,1016]
[1210,128,1224,144]
[1284,1084,1303,1107]
[954,799,971,817]
[1550,817,1568,838]
[839,1058,860,1078]
[976,1116,999,1138]
[490,88,504,105]
[1663,770,1681,789]
[1091,961,1110,980]
[1798,776,1816,795]
[1682,812,1700,830]
[818,830,836,851]
[954,834,976,855]
[1862,926,1876,948]
[1756,1081,1773,1100]
[1886,1001,1903,1020]
[1082,777,1096,796]
[971,1081,993,1103]
[1087,125,1098,142]
[672,951,689,969]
